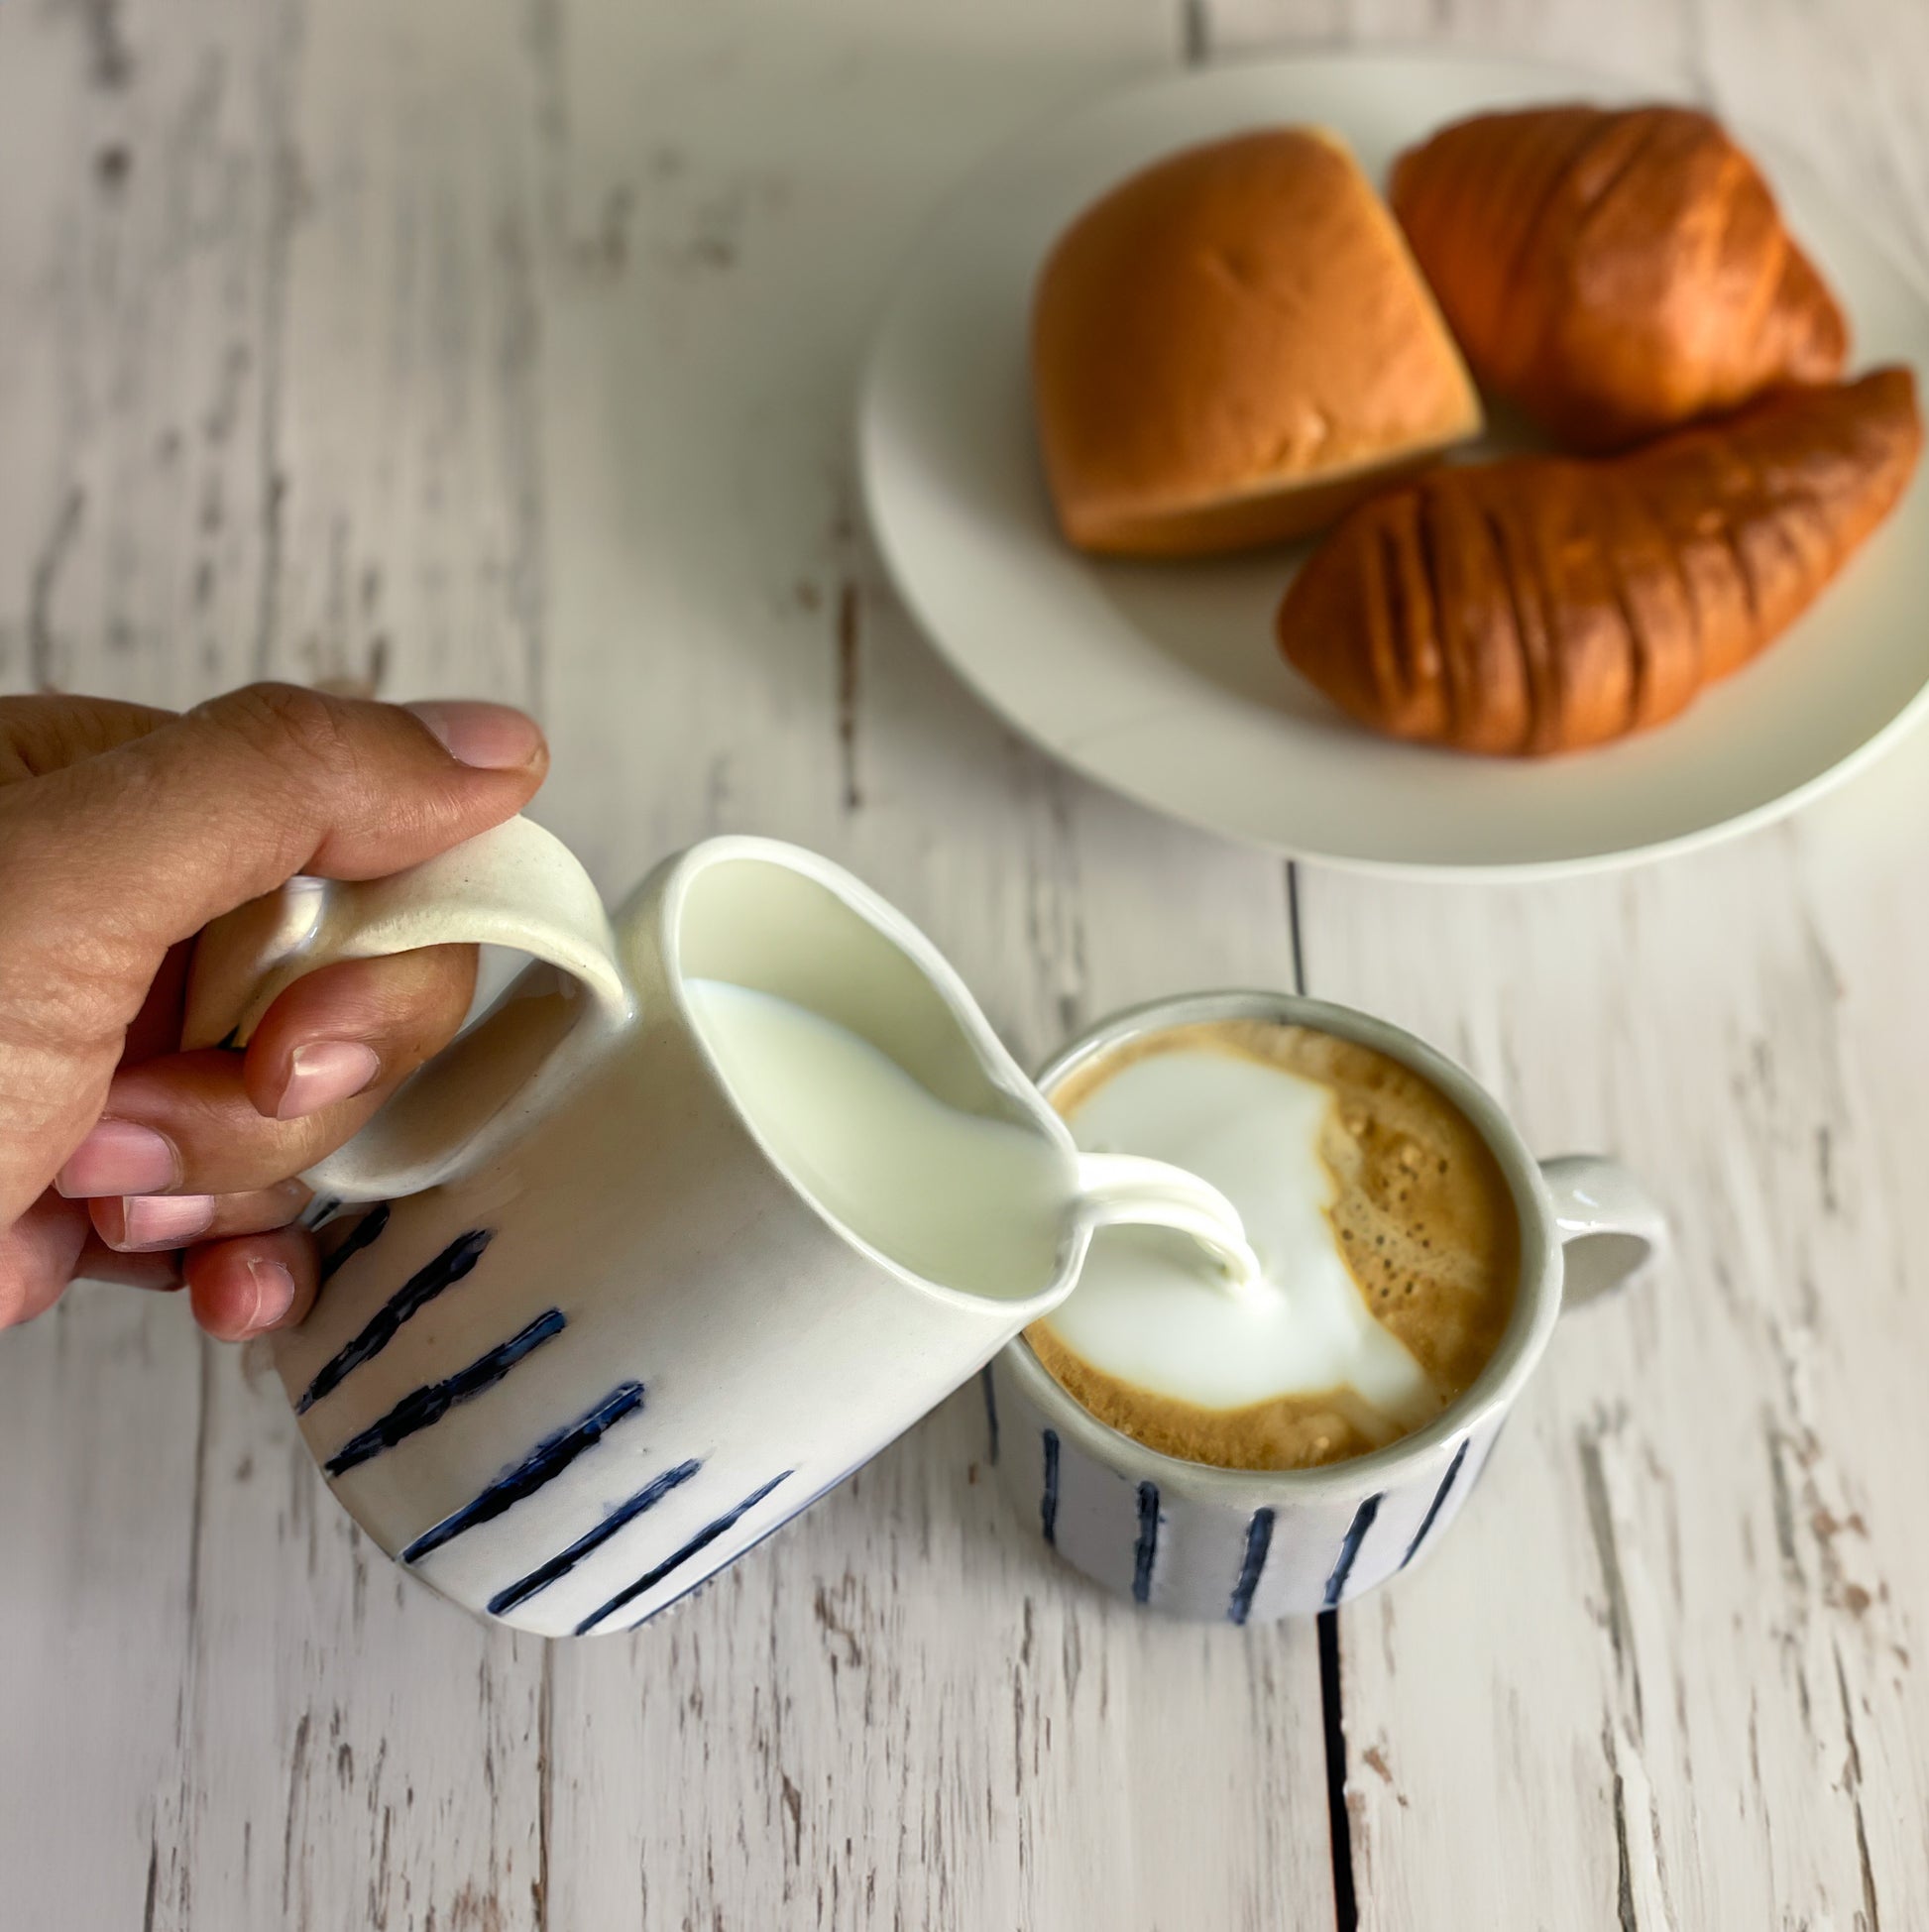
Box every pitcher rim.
[650,834,1092,1322]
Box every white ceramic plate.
[858,52,1929,878]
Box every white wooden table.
[3,1,1926,1925]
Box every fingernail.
[57,1121,179,1198]
[244,1257,297,1332]
[405,701,545,771]
[274,1040,381,1120]
[116,1194,217,1251]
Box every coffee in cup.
[1027,1017,1520,1471]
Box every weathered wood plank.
[6,0,1928,1926]
[1,0,1328,1927]
[0,1,559,1926]
[0,0,293,706]
[1271,6,1929,1927]
[521,3,1334,1925]
[1300,781,1929,1932]
[0,1300,202,1930]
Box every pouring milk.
[684,979,1263,1297]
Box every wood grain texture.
[1282,7,1929,1929]
[2,0,1926,1926]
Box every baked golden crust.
[1276,370,1921,755]
[1391,104,1850,450]
[1031,127,1483,556]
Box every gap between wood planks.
[1287,856,1357,1932]
[834,0,1357,1901]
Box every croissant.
[1276,370,1921,755]
[1390,105,1849,449]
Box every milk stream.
[684,979,1261,1302]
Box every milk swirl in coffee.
[1030,1020,1519,1470]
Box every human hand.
[0,684,547,1339]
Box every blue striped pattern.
[1040,1429,1061,1546]
[317,1200,391,1284]
[573,1470,795,1635]
[401,1381,647,1565]
[1228,1508,1276,1626]
[323,1308,566,1477]
[1131,1482,1160,1605]
[296,1227,493,1414]
[487,1458,704,1618]
[1399,1438,1471,1571]
[1320,1493,1384,1609]
[623,1449,874,1628]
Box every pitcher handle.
[182,816,634,1202]
[1538,1154,1668,1310]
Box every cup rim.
[646,834,1092,1322]
[1007,988,1564,1501]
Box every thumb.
[0,683,546,1225]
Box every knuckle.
[0,1237,47,1329]
[174,1100,325,1193]
[198,683,362,787]
[0,702,34,786]
[289,945,474,1049]
[395,943,479,1038]
[188,685,377,866]
[364,964,473,1074]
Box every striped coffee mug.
[985,990,1665,1625]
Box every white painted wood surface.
[2,1,1925,1926]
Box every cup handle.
[181,816,634,1202]
[1538,1154,1668,1310]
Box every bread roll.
[1390,104,1849,450]
[1276,370,1920,755]
[1031,128,1483,556]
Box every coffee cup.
[184,818,1092,1638]
[983,989,1666,1625]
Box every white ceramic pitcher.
[184,818,1090,1638]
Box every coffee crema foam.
[1028,1019,1520,1471]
